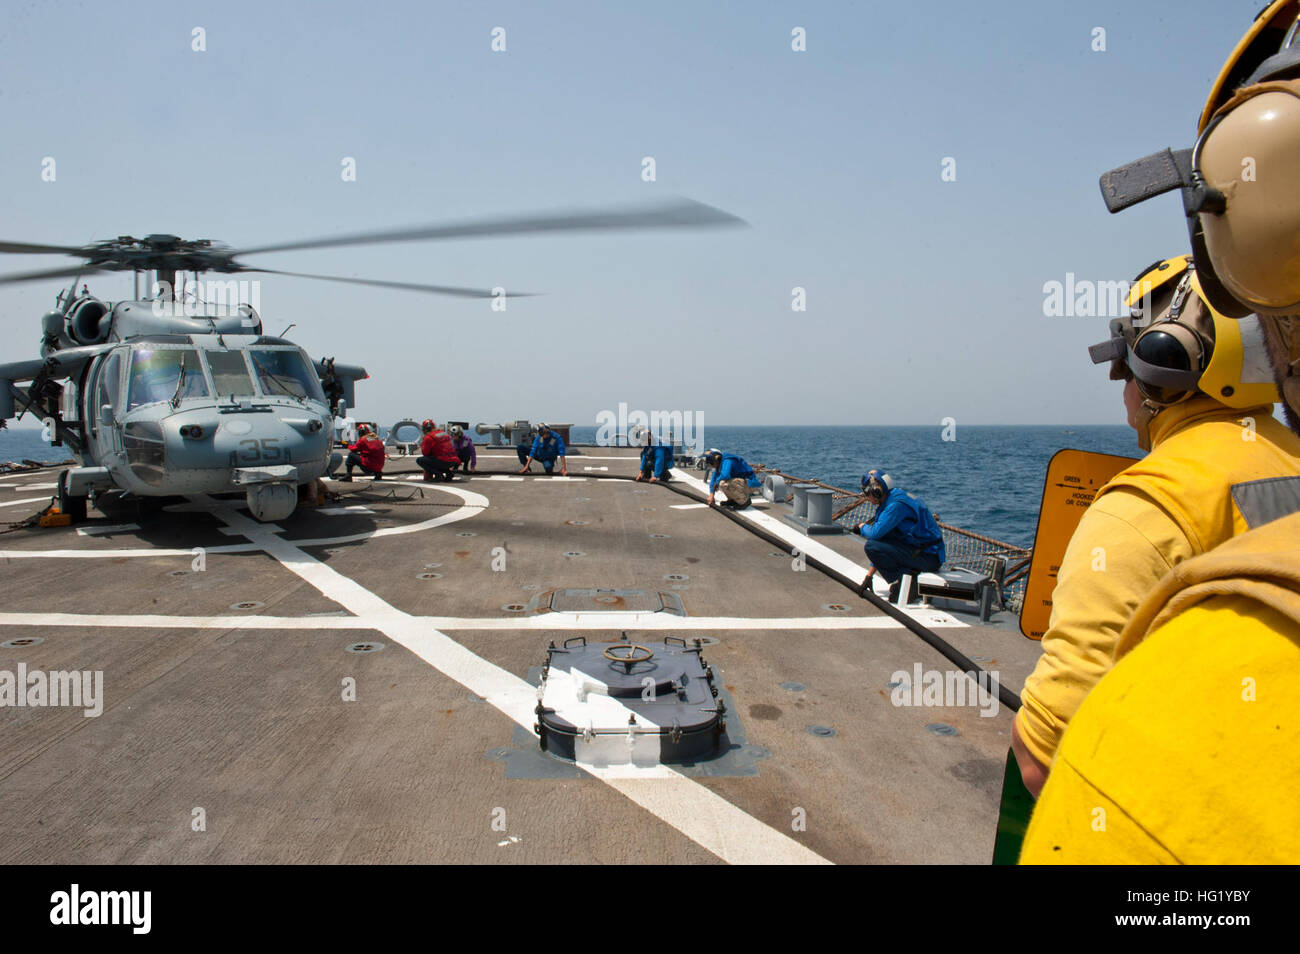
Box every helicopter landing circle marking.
[0,486,492,559]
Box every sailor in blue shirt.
[519,423,567,476]
[703,448,756,507]
[636,433,675,483]
[851,469,946,600]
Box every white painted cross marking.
[177,492,830,864]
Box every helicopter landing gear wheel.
[57,469,87,523]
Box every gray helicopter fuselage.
[75,327,333,510]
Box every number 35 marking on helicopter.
[232,438,284,466]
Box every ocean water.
[0,423,1141,547]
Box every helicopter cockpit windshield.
[249,348,325,403]
[127,347,209,411]
[205,349,256,400]
[122,343,327,411]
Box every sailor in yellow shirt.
[1023,0,1300,861]
[1021,510,1300,863]
[1011,258,1300,796]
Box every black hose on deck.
[499,466,1021,713]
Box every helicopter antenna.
[56,273,84,314]
[279,323,296,337]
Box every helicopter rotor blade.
[233,198,747,257]
[0,264,109,286]
[244,267,538,299]
[0,240,91,256]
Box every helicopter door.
[87,351,124,460]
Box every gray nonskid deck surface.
[0,450,1044,864]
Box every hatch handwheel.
[603,643,654,673]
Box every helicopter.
[0,199,744,522]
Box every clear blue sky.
[0,1,1266,426]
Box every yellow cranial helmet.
[1098,2,1300,317]
[1091,256,1279,409]
[1198,1,1300,135]
[1096,4,1300,430]
[1194,276,1281,408]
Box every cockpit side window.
[94,352,122,427]
[127,347,208,410]
[204,349,255,399]
[249,348,326,402]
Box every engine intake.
[66,298,110,344]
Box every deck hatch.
[532,588,686,616]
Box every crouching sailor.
[520,423,567,476]
[335,423,387,482]
[418,420,461,482]
[449,424,477,473]
[704,448,757,507]
[636,434,675,483]
[852,469,946,601]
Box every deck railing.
[754,467,1032,612]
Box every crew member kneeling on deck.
[704,449,756,507]
[852,470,945,601]
[449,424,477,474]
[636,433,674,483]
[520,423,567,476]
[338,424,386,481]
[417,420,460,482]
[515,427,535,468]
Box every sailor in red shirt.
[417,419,461,482]
[339,424,387,481]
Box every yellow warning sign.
[1019,449,1139,640]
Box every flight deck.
[0,447,1042,864]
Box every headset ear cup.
[1189,218,1254,318]
[1131,320,1207,404]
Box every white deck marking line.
[432,613,962,630]
[0,473,56,485]
[193,495,829,865]
[7,482,57,490]
[0,612,959,631]
[673,472,964,627]
[76,523,140,536]
[479,454,633,461]
[318,507,376,515]
[0,496,51,510]
[670,503,709,510]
